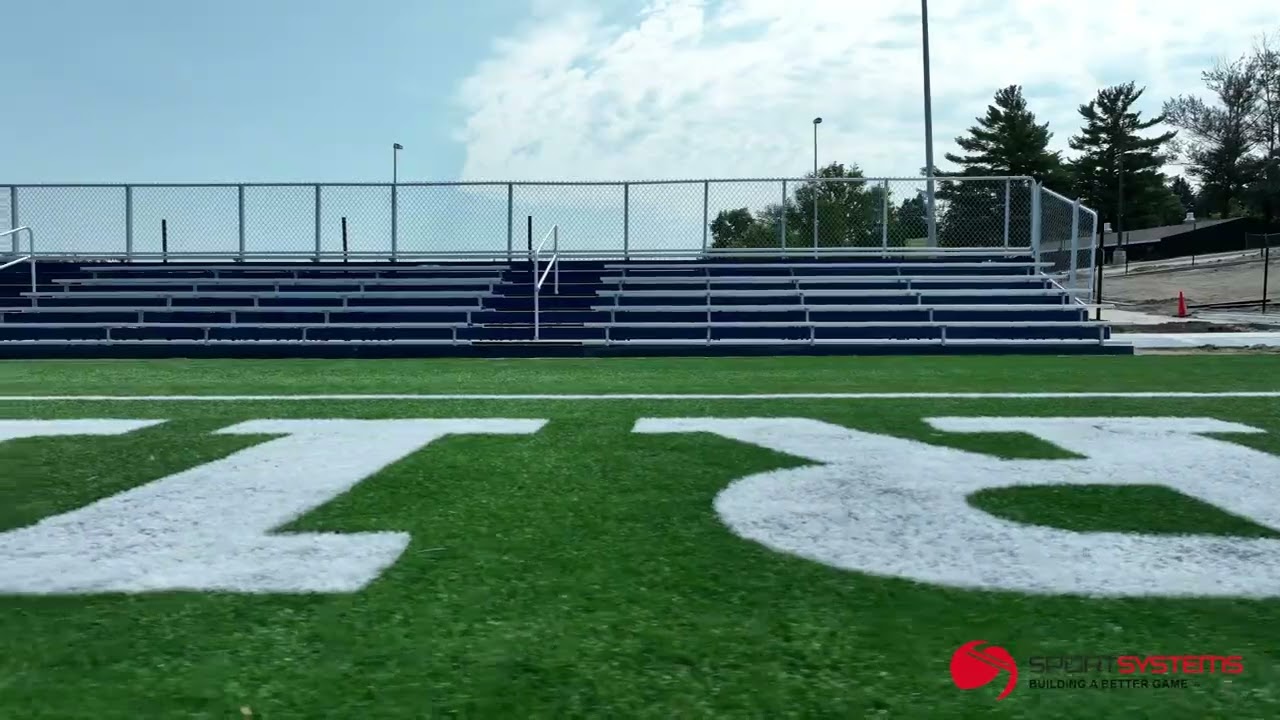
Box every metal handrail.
[0,226,36,297]
[531,224,559,341]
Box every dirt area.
[1103,255,1275,311]
[1110,320,1280,334]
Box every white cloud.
[455,0,1278,182]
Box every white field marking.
[0,419,164,441]
[0,392,1278,401]
[0,419,546,594]
[636,417,1280,598]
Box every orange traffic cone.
[1177,291,1188,318]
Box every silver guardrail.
[0,226,37,299]
[531,224,560,341]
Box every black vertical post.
[527,214,533,264]
[1264,239,1271,315]
[1094,223,1104,321]
[161,219,168,264]
[341,216,348,262]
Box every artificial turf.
[0,356,1278,719]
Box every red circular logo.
[950,640,1018,700]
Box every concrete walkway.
[1111,332,1280,349]
[1195,310,1280,327]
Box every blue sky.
[2,0,1276,184]
[3,0,525,182]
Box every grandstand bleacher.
[0,251,1123,357]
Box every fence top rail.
[1041,186,1082,206]
[16,247,1036,263]
[2,176,1037,189]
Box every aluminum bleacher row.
[0,252,1127,357]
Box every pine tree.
[1070,82,1177,232]
[934,86,1065,246]
[1169,176,1197,213]
[944,85,1065,183]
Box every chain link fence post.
[313,185,322,262]
[701,181,709,254]
[1070,198,1080,286]
[925,176,937,248]
[881,179,890,249]
[812,179,818,254]
[780,180,788,250]
[391,183,398,261]
[1030,180,1042,263]
[1003,178,1011,248]
[8,187,17,253]
[237,185,246,261]
[125,185,134,260]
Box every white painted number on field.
[636,417,1280,598]
[0,419,165,442]
[0,419,545,594]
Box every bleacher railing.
[531,224,560,341]
[0,226,37,296]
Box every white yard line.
[0,392,1277,401]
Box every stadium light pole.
[920,0,938,247]
[1116,147,1140,251]
[813,117,822,248]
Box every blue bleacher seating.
[0,254,1125,357]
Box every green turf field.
[1,356,1279,719]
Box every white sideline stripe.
[0,391,1278,401]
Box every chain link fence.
[0,188,13,249]
[1037,186,1096,303]
[3,177,1075,260]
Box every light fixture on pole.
[813,117,822,249]
[920,0,937,247]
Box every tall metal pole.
[812,117,822,249]
[921,0,938,247]
[813,121,819,176]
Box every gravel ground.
[1102,255,1275,311]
